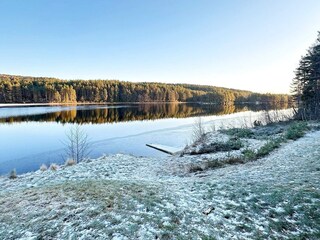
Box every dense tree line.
[0,74,291,104]
[292,32,320,120]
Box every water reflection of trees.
[0,103,291,124]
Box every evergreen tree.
[292,32,320,119]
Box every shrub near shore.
[182,120,318,172]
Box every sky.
[0,0,320,94]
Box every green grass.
[221,128,254,138]
[285,121,310,140]
[256,138,283,157]
[241,137,283,161]
[191,138,243,155]
[242,149,257,160]
[187,156,245,173]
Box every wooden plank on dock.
[146,144,182,155]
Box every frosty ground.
[0,126,319,239]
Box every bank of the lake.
[0,121,319,239]
[0,103,292,175]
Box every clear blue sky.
[1,0,320,93]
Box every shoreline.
[0,102,190,108]
[0,101,292,108]
[0,126,319,239]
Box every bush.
[187,164,205,173]
[242,149,257,160]
[190,139,243,155]
[221,128,254,138]
[257,139,282,157]
[192,117,206,142]
[226,139,243,150]
[204,160,223,169]
[253,120,262,127]
[50,163,59,171]
[225,157,245,165]
[187,157,243,173]
[285,122,309,140]
[65,158,76,166]
[40,164,48,171]
[9,169,17,179]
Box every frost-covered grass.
[0,126,320,239]
[184,121,318,166]
[188,138,243,155]
[256,138,282,158]
[220,128,254,138]
[285,121,310,140]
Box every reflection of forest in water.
[0,102,291,124]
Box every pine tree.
[292,32,320,120]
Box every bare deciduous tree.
[63,125,91,163]
[192,117,206,142]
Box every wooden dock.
[146,144,182,155]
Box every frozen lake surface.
[0,103,291,174]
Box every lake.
[0,103,291,175]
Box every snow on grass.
[0,129,320,239]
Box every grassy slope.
[0,130,319,239]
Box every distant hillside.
[0,74,291,104]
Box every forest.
[0,74,291,104]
